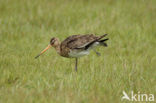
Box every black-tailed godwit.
[35,34,109,71]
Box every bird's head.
[50,37,60,47]
[35,37,60,59]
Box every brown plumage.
[35,34,109,71]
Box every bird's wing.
[62,34,99,49]
[69,34,108,50]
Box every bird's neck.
[53,44,61,55]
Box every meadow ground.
[0,0,156,103]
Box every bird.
[35,34,109,71]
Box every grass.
[0,0,156,103]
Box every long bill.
[35,44,51,59]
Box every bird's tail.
[84,34,109,50]
[99,39,109,47]
[98,34,109,47]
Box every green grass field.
[0,0,156,103]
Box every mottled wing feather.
[64,34,98,49]
[62,35,82,44]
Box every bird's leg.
[75,58,78,72]
[93,49,101,56]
